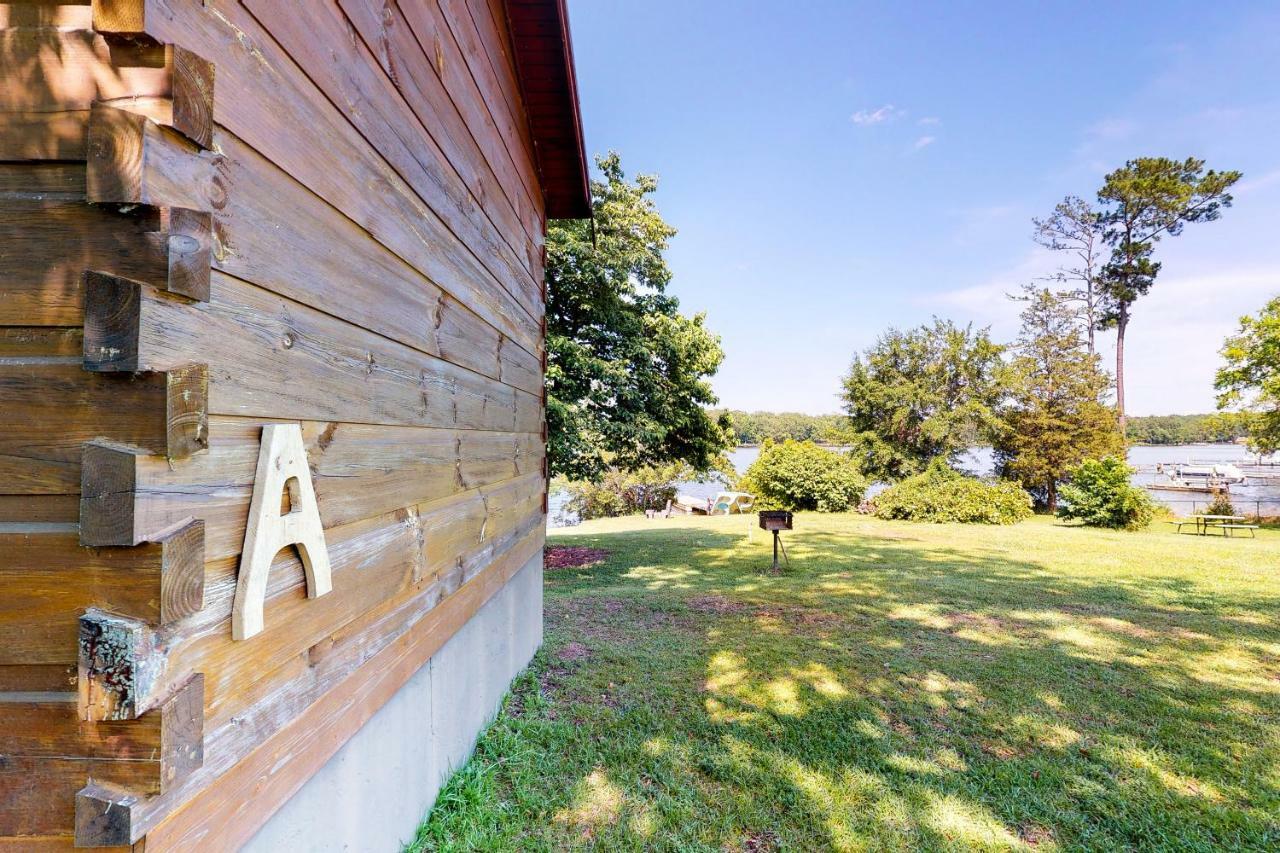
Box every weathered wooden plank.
[100,0,544,358]
[0,522,203,666]
[1,675,202,794]
[80,418,541,556]
[158,474,543,726]
[0,361,207,494]
[85,103,218,209]
[337,0,543,265]
[447,0,544,242]
[453,0,543,221]
[0,327,81,357]
[133,522,543,848]
[0,109,86,159]
[0,4,93,30]
[242,0,542,320]
[82,273,540,432]
[0,30,213,157]
[0,161,84,197]
[209,129,539,382]
[0,495,78,523]
[0,202,208,325]
[0,665,76,693]
[59,486,543,843]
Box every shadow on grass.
[416,520,1280,851]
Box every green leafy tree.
[738,439,865,512]
[1216,295,1280,454]
[1096,157,1241,427]
[841,319,1007,481]
[995,288,1124,510]
[546,153,732,480]
[1057,457,1156,530]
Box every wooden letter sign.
[233,424,332,640]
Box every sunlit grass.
[410,514,1280,851]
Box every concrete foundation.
[241,554,544,852]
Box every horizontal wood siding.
[0,0,550,847]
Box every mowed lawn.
[413,514,1280,852]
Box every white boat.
[1174,463,1245,484]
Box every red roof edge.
[503,0,592,219]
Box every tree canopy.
[840,319,1007,481]
[1216,295,1280,454]
[1095,157,1241,425]
[994,288,1124,509]
[545,153,732,481]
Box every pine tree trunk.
[1115,306,1128,433]
[1047,480,1057,512]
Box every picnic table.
[1165,514,1259,537]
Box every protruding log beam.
[86,103,219,210]
[0,360,207,492]
[0,29,214,158]
[3,675,203,792]
[157,206,212,301]
[92,0,159,39]
[75,783,142,848]
[0,202,209,327]
[0,520,204,670]
[78,610,165,722]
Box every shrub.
[1056,457,1156,530]
[872,461,1033,524]
[564,463,687,520]
[738,439,866,512]
[1204,493,1236,517]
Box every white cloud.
[912,135,937,151]
[1237,168,1280,196]
[924,259,1280,414]
[851,104,905,126]
[917,116,941,126]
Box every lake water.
[548,443,1280,527]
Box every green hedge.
[874,462,1033,524]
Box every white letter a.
[233,423,332,640]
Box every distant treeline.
[715,410,848,446]
[719,409,1249,447]
[1125,413,1249,445]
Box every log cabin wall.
[0,1,587,848]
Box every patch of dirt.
[1018,823,1055,846]
[545,546,611,570]
[738,829,780,852]
[557,641,591,661]
[688,594,748,614]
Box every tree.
[841,319,1007,481]
[1215,295,1280,454]
[1032,196,1104,354]
[994,288,1124,510]
[1096,157,1241,428]
[738,439,866,512]
[546,153,732,481]
[1057,457,1155,531]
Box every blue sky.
[566,0,1280,416]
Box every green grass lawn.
[411,514,1280,851]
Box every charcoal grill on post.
[758,511,793,571]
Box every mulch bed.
[544,545,611,570]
